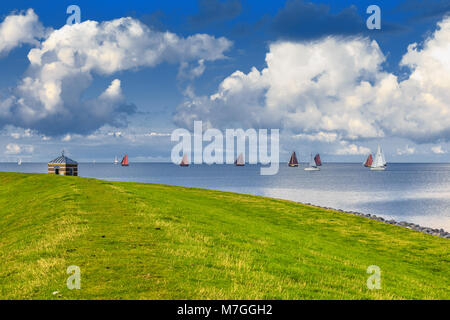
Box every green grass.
[0,172,448,300]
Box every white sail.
[235,153,244,166]
[381,147,386,166]
[309,154,316,167]
[371,145,385,168]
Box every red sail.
[364,154,373,167]
[180,154,189,166]
[314,153,322,166]
[121,154,129,166]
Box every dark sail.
[289,152,299,167]
[314,154,322,166]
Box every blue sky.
[0,0,450,162]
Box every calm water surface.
[2,162,449,231]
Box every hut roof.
[49,152,77,164]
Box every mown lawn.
[0,172,448,299]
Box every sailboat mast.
[309,153,315,167]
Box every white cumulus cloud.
[5,143,34,154]
[396,145,416,155]
[293,131,339,143]
[335,141,371,155]
[174,17,450,145]
[0,12,232,136]
[0,9,45,55]
[431,145,446,154]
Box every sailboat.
[180,154,189,167]
[17,158,22,165]
[364,154,373,167]
[235,153,245,166]
[370,145,386,171]
[314,153,322,166]
[114,156,119,165]
[288,152,299,167]
[121,154,129,166]
[304,153,320,171]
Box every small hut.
[48,151,78,176]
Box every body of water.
[2,162,449,231]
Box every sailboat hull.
[370,167,386,171]
[304,167,320,171]
[288,164,298,167]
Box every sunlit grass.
[0,172,448,299]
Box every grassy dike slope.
[0,172,448,300]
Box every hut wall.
[48,164,78,176]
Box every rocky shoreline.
[303,203,450,239]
